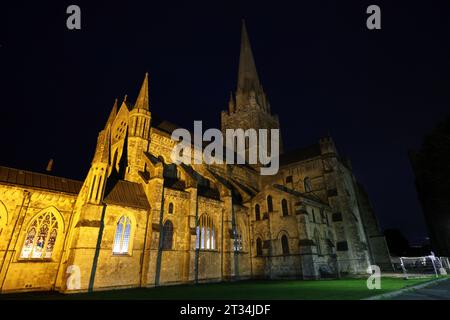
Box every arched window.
[281,235,289,255]
[304,177,312,192]
[256,238,263,256]
[113,216,132,254]
[20,210,59,259]
[267,195,273,212]
[233,228,243,252]
[314,229,322,255]
[281,199,289,216]
[168,203,174,214]
[255,204,260,221]
[196,214,215,250]
[162,220,174,250]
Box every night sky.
[2,1,450,245]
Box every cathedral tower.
[126,73,152,182]
[221,21,283,153]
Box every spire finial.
[134,73,149,110]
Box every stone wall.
[0,184,76,293]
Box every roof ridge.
[0,165,82,183]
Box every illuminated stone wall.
[0,184,76,293]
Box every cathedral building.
[0,22,391,293]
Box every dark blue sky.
[2,1,450,245]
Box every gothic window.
[162,220,174,250]
[267,195,273,212]
[314,229,322,255]
[281,235,289,255]
[255,204,261,221]
[113,216,132,255]
[256,238,263,256]
[281,199,289,216]
[20,210,59,259]
[168,203,174,214]
[320,210,326,224]
[196,214,215,250]
[233,228,243,252]
[304,177,312,192]
[324,210,330,226]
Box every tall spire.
[134,72,149,110]
[237,20,261,92]
[105,98,118,129]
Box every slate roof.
[0,165,83,194]
[104,180,150,210]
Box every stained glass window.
[113,216,132,254]
[20,211,59,259]
[195,214,215,250]
[233,229,243,252]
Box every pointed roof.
[105,99,118,129]
[134,73,149,110]
[237,20,261,91]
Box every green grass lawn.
[1,276,440,300]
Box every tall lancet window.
[113,216,132,255]
[314,229,322,255]
[281,235,290,255]
[304,177,312,192]
[255,204,260,221]
[162,220,174,250]
[21,210,59,259]
[233,228,244,252]
[196,214,215,250]
[281,199,289,216]
[267,195,273,212]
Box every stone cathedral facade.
[0,23,391,293]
